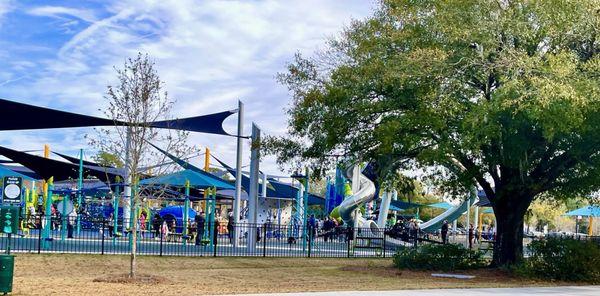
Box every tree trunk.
[130,216,137,278]
[492,211,525,266]
[491,190,531,267]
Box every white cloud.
[1,0,374,174]
[27,5,98,23]
[0,0,13,26]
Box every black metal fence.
[0,215,442,258]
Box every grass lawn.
[11,254,564,295]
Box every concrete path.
[230,286,600,296]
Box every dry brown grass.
[12,254,561,295]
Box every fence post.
[159,226,163,257]
[308,228,312,258]
[101,219,106,255]
[262,225,267,257]
[382,228,387,258]
[347,229,351,258]
[37,217,42,254]
[213,222,218,257]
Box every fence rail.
[2,215,597,258]
[0,215,443,258]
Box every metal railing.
[0,215,444,258]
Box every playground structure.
[0,98,331,254]
[2,98,594,259]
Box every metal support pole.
[61,195,68,241]
[42,177,54,249]
[183,180,190,245]
[76,148,83,236]
[233,100,244,248]
[261,172,267,198]
[247,123,260,253]
[101,220,106,255]
[302,167,309,253]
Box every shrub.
[393,243,486,271]
[518,238,600,283]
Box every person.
[213,217,219,246]
[152,213,162,239]
[322,218,334,242]
[195,212,205,246]
[67,210,77,238]
[441,220,449,244]
[168,220,177,242]
[161,220,169,241]
[468,223,475,249]
[308,214,317,240]
[107,213,114,237]
[227,211,234,244]
[390,219,404,239]
[408,219,416,241]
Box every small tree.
[89,53,191,278]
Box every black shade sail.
[0,99,237,136]
[53,151,102,167]
[0,145,121,182]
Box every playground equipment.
[338,162,478,249]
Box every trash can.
[0,255,14,294]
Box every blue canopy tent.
[564,205,600,236]
[564,206,600,217]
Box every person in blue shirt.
[308,214,317,240]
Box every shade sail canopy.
[564,206,600,217]
[425,202,452,209]
[268,178,325,205]
[0,165,39,179]
[212,155,324,204]
[147,142,235,187]
[139,169,234,190]
[0,164,37,181]
[0,98,236,136]
[389,200,422,211]
[0,145,121,182]
[53,179,111,196]
[481,208,494,214]
[148,110,236,135]
[54,151,102,167]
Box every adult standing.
[468,223,475,249]
[441,220,449,244]
[227,211,234,244]
[67,210,77,238]
[195,211,205,246]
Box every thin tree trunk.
[130,214,137,278]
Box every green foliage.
[93,151,124,168]
[265,0,600,265]
[516,238,600,283]
[393,244,486,271]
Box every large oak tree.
[266,0,600,266]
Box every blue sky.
[0,0,373,174]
